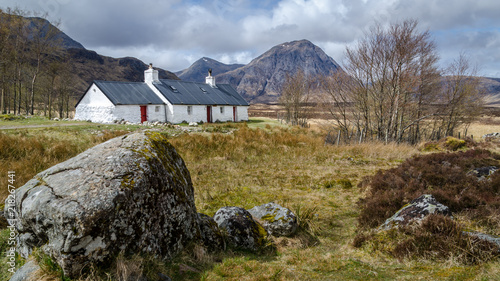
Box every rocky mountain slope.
[26,16,85,49]
[176,57,243,83]
[216,39,341,103]
[20,15,178,96]
[66,48,178,93]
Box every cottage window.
[220,106,224,114]
[155,106,160,112]
[187,106,192,115]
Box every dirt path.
[0,123,92,130]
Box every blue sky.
[3,0,500,77]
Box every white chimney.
[145,63,159,83]
[205,68,216,87]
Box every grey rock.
[467,166,497,181]
[379,194,452,231]
[198,213,225,251]
[9,260,40,281]
[247,202,298,237]
[463,232,500,252]
[213,207,267,251]
[482,132,500,139]
[158,272,172,281]
[5,132,201,278]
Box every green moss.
[444,137,467,151]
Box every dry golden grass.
[0,128,130,204]
[467,118,500,140]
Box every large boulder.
[247,202,298,237]
[213,207,267,251]
[379,194,452,231]
[5,132,201,278]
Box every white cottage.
[74,65,249,124]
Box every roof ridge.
[94,80,146,84]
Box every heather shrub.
[392,215,499,264]
[358,149,500,229]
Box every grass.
[0,118,499,280]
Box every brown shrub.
[358,149,500,229]
[392,215,499,264]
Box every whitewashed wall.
[168,104,249,124]
[212,106,233,122]
[236,106,249,122]
[170,105,206,124]
[113,104,166,123]
[74,105,115,123]
[74,84,115,123]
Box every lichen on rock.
[198,213,225,251]
[379,194,452,231]
[213,206,267,251]
[247,202,298,237]
[5,132,201,278]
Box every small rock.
[463,231,500,252]
[247,202,298,237]
[467,166,497,181]
[189,122,198,127]
[158,273,172,281]
[213,207,267,251]
[379,194,452,231]
[198,213,225,251]
[482,132,500,139]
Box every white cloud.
[1,0,500,76]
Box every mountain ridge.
[216,39,341,103]
[175,57,244,83]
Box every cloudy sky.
[3,0,500,77]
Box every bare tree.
[26,15,62,115]
[433,54,483,137]
[323,19,480,144]
[279,70,311,127]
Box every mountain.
[176,57,244,83]
[26,16,85,49]
[216,39,341,103]
[18,15,179,96]
[66,49,179,93]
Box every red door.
[233,106,236,122]
[140,106,147,123]
[207,106,212,123]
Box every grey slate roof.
[154,79,249,106]
[94,80,164,105]
[77,79,248,107]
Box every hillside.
[479,77,500,106]
[216,39,341,103]
[66,48,179,95]
[175,57,243,83]
[9,14,179,98]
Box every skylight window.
[169,85,178,92]
[200,87,207,92]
